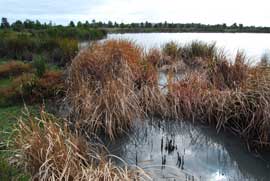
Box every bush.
[0,61,32,78]
[33,55,46,77]
[0,70,64,105]
[0,31,79,66]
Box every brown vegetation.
[0,61,32,78]
[66,39,270,150]
[12,109,148,180]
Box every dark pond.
[106,119,270,181]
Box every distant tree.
[69,21,75,27]
[97,21,103,27]
[84,20,90,28]
[1,17,10,28]
[164,21,168,28]
[35,20,42,29]
[12,20,24,31]
[77,21,83,28]
[145,21,152,28]
[239,24,243,29]
[24,19,35,29]
[120,22,125,28]
[48,21,53,27]
[231,23,238,28]
[108,21,113,28]
[114,22,119,28]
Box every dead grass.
[11,109,149,180]
[0,61,32,78]
[168,66,270,149]
[67,40,158,139]
[66,39,270,150]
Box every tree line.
[2,17,270,33]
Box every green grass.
[0,78,12,88]
[0,105,39,181]
[0,58,9,65]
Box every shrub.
[0,61,32,78]
[0,31,79,66]
[35,70,64,99]
[33,55,46,77]
[0,71,64,105]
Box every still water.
[107,33,270,61]
[107,119,270,181]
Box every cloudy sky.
[0,0,270,26]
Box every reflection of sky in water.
[107,119,270,180]
[108,33,270,63]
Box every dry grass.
[12,109,149,180]
[67,40,158,139]
[0,61,32,78]
[168,66,270,149]
[66,39,270,150]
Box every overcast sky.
[0,0,270,26]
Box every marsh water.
[107,33,270,62]
[102,71,270,181]
[105,119,270,181]
[102,33,270,180]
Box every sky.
[0,0,270,26]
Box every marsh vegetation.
[1,33,270,180]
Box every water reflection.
[106,119,270,181]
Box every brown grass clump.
[67,40,158,139]
[168,66,270,149]
[12,109,149,180]
[138,85,170,118]
[0,61,32,78]
[206,51,249,90]
[68,79,142,139]
[146,48,163,67]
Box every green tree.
[108,21,113,28]
[77,21,83,28]
[1,17,10,28]
[69,21,75,27]
[12,20,24,31]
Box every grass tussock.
[12,109,148,180]
[67,40,158,139]
[168,66,270,149]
